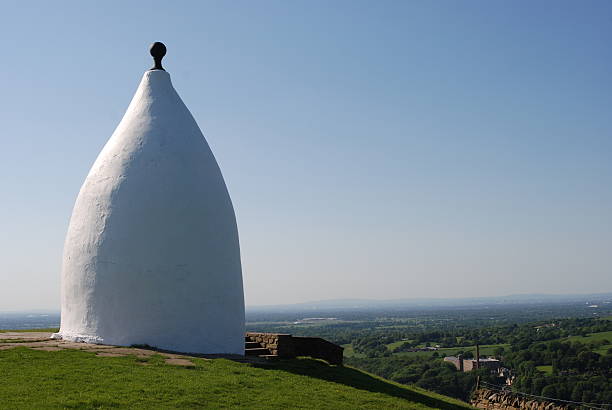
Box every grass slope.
[0,347,472,409]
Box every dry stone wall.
[245,332,294,357]
[245,332,343,365]
[471,389,571,410]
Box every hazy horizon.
[2,291,611,313]
[2,1,612,310]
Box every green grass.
[0,347,472,409]
[594,346,612,355]
[536,365,553,375]
[565,330,612,344]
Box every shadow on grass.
[130,344,248,362]
[253,358,470,410]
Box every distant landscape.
[4,292,611,330]
[244,292,612,405]
[247,292,612,312]
[4,292,611,406]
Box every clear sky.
[1,1,611,310]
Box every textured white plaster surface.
[53,70,245,354]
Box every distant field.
[566,330,612,343]
[393,343,508,358]
[0,347,471,409]
[386,340,409,350]
[342,344,366,358]
[535,329,612,373]
[565,331,612,355]
[343,342,508,359]
[536,365,553,375]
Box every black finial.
[150,42,167,71]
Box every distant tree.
[541,385,557,398]
[494,346,505,358]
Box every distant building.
[444,356,462,370]
[534,323,556,331]
[463,357,501,371]
[444,356,501,372]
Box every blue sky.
[1,1,611,309]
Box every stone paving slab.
[82,344,116,349]
[1,341,59,348]
[58,342,103,350]
[0,338,51,343]
[0,332,54,340]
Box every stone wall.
[471,388,571,410]
[245,332,294,357]
[245,332,343,365]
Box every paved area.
[0,332,257,366]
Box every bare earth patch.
[96,352,130,357]
[0,332,220,367]
[31,347,63,351]
[165,358,195,366]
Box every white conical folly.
[54,52,245,354]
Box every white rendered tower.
[53,43,245,354]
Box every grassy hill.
[0,346,472,409]
[565,330,612,354]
